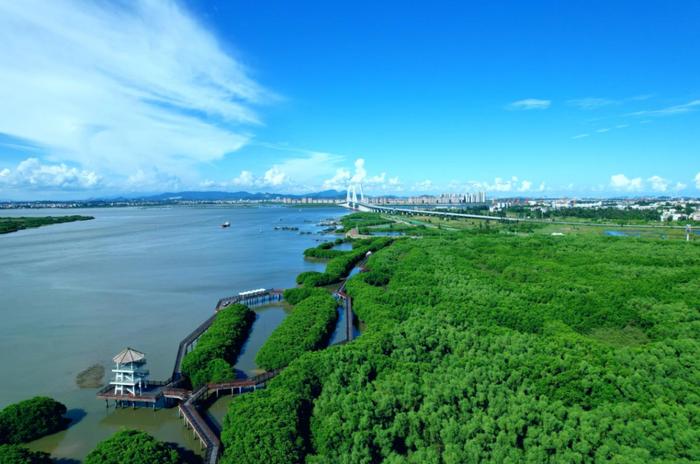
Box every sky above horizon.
[0,0,699,200]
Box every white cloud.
[263,167,287,186]
[572,134,589,139]
[0,0,265,187]
[567,97,616,110]
[232,170,255,187]
[538,182,546,192]
[596,128,610,133]
[321,168,351,190]
[413,179,433,191]
[518,180,533,192]
[125,168,181,191]
[629,99,700,117]
[674,182,687,191]
[610,174,643,191]
[351,158,367,183]
[0,157,101,190]
[647,175,669,192]
[507,98,551,110]
[695,172,700,189]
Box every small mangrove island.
[0,215,94,234]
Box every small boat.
[221,221,231,228]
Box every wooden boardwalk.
[215,288,284,311]
[97,282,361,464]
[174,369,283,463]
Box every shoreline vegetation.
[181,303,255,389]
[0,397,68,446]
[219,211,700,463]
[0,215,94,234]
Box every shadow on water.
[233,367,248,380]
[54,459,81,464]
[65,408,87,429]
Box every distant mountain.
[138,190,345,201]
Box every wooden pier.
[215,288,283,311]
[174,369,283,463]
[96,283,362,464]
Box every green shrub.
[221,355,327,464]
[0,216,93,234]
[0,397,67,445]
[85,430,181,464]
[181,304,255,388]
[0,445,52,463]
[223,231,700,463]
[300,237,394,288]
[256,293,337,370]
[283,287,327,305]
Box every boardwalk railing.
[175,368,283,464]
[172,313,218,379]
[215,288,284,311]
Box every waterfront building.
[110,347,149,396]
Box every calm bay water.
[0,205,344,461]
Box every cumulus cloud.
[263,166,287,186]
[518,180,533,192]
[507,99,551,110]
[351,158,367,183]
[610,174,643,191]
[232,170,255,187]
[413,179,433,191]
[321,168,351,190]
[647,175,669,192]
[0,0,265,186]
[0,157,101,190]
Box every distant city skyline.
[0,0,699,200]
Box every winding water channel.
[0,205,345,461]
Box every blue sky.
[0,0,698,199]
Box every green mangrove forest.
[0,215,94,234]
[219,212,700,463]
[181,303,255,388]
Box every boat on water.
[221,221,231,228]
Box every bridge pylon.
[345,183,365,210]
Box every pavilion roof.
[113,347,146,364]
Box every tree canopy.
[181,303,255,388]
[221,218,700,463]
[0,445,52,464]
[0,396,68,445]
[84,429,181,464]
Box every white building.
[110,347,149,396]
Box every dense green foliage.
[0,397,67,445]
[181,303,255,388]
[84,429,181,464]
[0,445,52,463]
[223,230,700,463]
[303,245,344,259]
[340,212,393,231]
[221,356,326,464]
[503,205,662,223]
[0,215,93,234]
[256,291,337,370]
[296,237,393,287]
[283,286,320,305]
